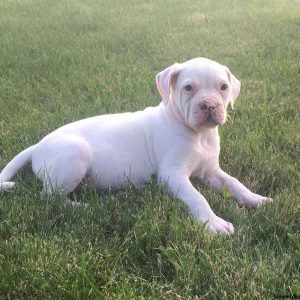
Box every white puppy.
[0,58,271,234]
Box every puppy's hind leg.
[33,135,92,206]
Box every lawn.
[0,0,299,298]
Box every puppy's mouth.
[192,110,226,129]
[206,112,225,124]
[206,114,214,122]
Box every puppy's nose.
[200,103,216,112]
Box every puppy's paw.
[206,215,235,235]
[239,193,273,209]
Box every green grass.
[0,0,299,298]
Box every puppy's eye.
[220,83,228,91]
[184,84,193,92]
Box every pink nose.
[200,103,216,112]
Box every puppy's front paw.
[206,215,235,235]
[239,193,273,209]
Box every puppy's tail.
[0,145,35,191]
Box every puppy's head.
[156,58,240,131]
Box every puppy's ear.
[226,68,241,109]
[156,63,182,105]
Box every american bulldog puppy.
[0,58,271,234]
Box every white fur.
[0,58,272,235]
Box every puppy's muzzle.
[198,98,225,124]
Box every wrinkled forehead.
[177,58,228,85]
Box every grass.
[0,0,299,298]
